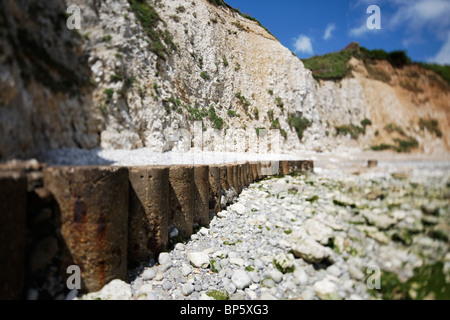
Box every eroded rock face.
[120,0,317,152]
[68,0,450,155]
[0,0,100,160]
[1,0,320,157]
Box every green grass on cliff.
[206,0,274,37]
[371,137,419,153]
[302,43,450,85]
[207,0,231,8]
[419,118,443,138]
[371,122,420,153]
[301,44,413,80]
[301,49,355,80]
[128,0,177,59]
[417,63,450,85]
[335,124,366,140]
[287,114,312,141]
[208,106,225,130]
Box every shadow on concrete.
[36,148,114,166]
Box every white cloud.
[388,0,450,63]
[402,36,420,48]
[429,32,450,65]
[350,0,450,40]
[390,0,450,35]
[293,34,313,55]
[349,23,370,37]
[323,23,336,40]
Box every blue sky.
[226,0,450,64]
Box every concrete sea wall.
[0,159,313,298]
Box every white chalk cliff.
[0,0,448,161]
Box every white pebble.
[142,269,156,281]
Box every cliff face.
[0,0,448,161]
[74,0,318,154]
[351,58,449,154]
[0,0,100,160]
[314,56,450,154]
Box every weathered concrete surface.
[368,160,378,168]
[278,160,315,175]
[0,161,57,300]
[292,160,314,173]
[236,164,243,194]
[219,165,229,191]
[250,162,258,182]
[278,161,291,176]
[128,166,169,265]
[169,166,195,238]
[0,158,314,297]
[260,161,280,176]
[44,166,129,292]
[241,162,249,188]
[0,170,27,299]
[227,165,236,192]
[0,161,46,191]
[245,162,252,186]
[208,166,221,214]
[193,166,210,226]
[256,162,263,180]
